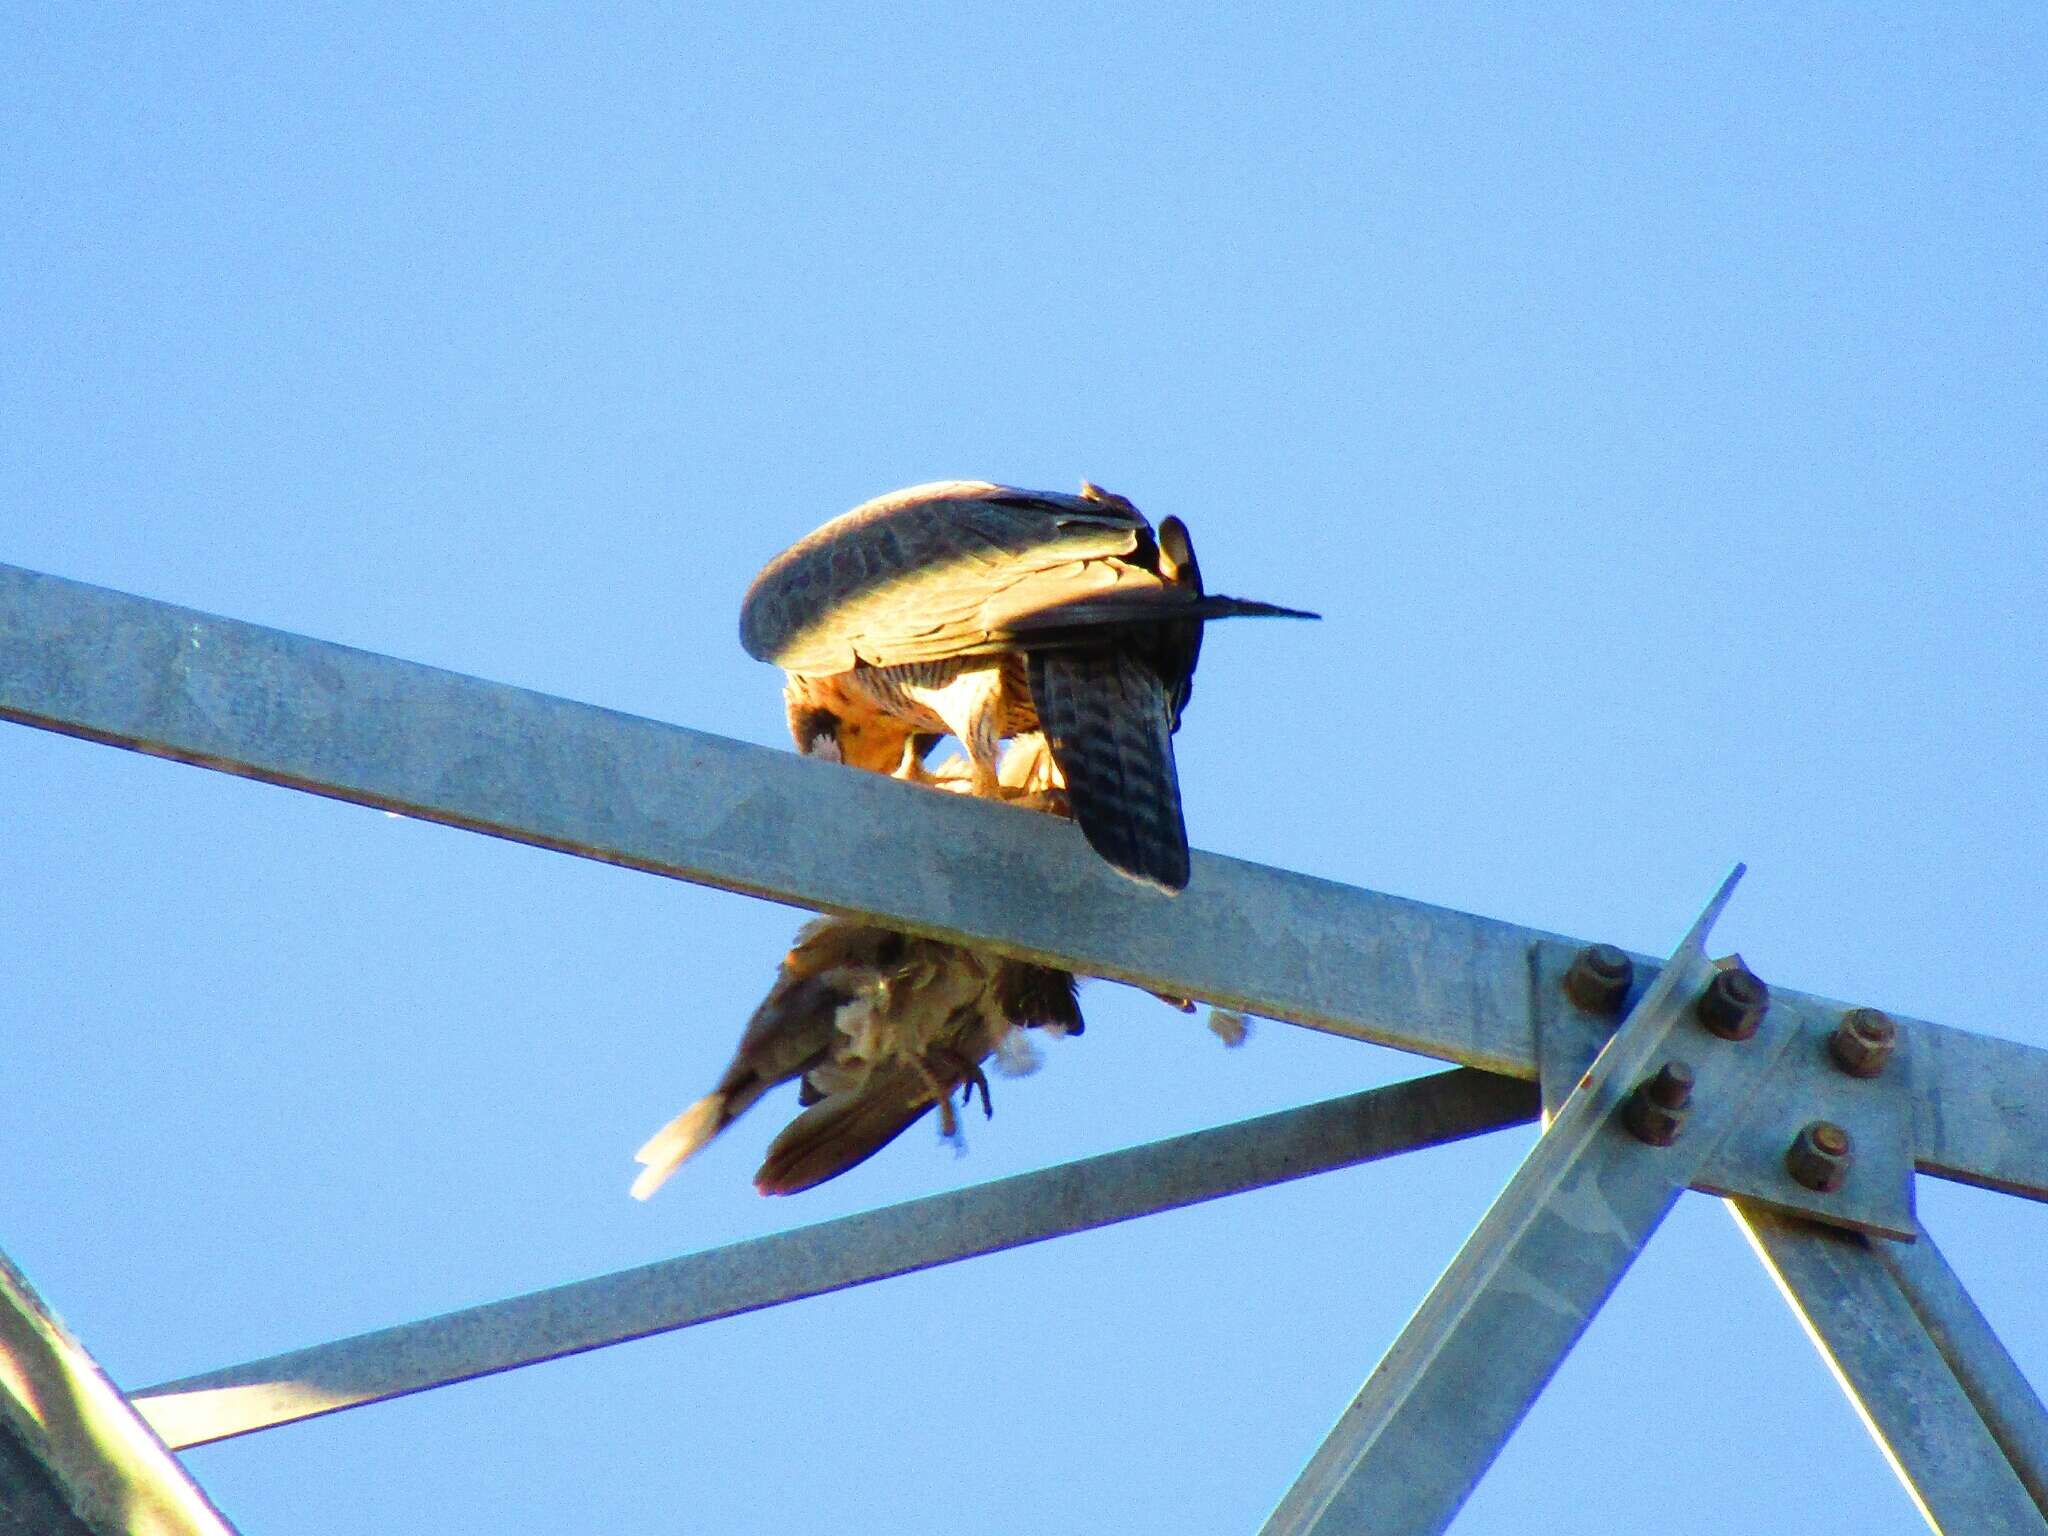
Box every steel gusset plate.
[1535,942,1917,1239]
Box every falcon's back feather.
[740,482,1153,675]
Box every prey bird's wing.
[753,1059,948,1196]
[740,482,1158,674]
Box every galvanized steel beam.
[132,1069,1538,1449]
[1872,1221,2048,1519]
[0,561,1546,1073]
[1912,1025,2048,1201]
[4,563,2044,1205]
[1735,1204,2048,1534]
[1263,870,1799,1536]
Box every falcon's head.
[786,692,919,774]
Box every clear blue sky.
[4,7,2044,1532]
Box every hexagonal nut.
[1564,944,1633,1015]
[1787,1120,1852,1192]
[1626,1099,1684,1145]
[1830,1007,1897,1078]
[1625,1063,1694,1146]
[1697,965,1769,1040]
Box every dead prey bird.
[631,738,1079,1198]
[740,480,1316,893]
[630,918,1081,1198]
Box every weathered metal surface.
[0,1249,236,1536]
[1534,940,1637,1121]
[1262,870,1800,1536]
[1912,1023,2048,1200]
[133,1070,1538,1449]
[1691,994,1916,1239]
[1735,1204,2047,1535]
[1873,1222,2048,1518]
[6,562,2043,1204]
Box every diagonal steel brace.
[1264,867,1801,1536]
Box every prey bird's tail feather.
[630,1056,794,1199]
[631,964,858,1199]
[1030,649,1189,894]
[630,1094,727,1200]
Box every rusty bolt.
[1696,965,1769,1040]
[1830,1008,1897,1078]
[1625,1061,1695,1146]
[1787,1120,1853,1192]
[1564,944,1634,1015]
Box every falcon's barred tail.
[754,1067,935,1196]
[1029,649,1189,894]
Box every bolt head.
[1647,1060,1695,1110]
[1830,1008,1897,1078]
[1564,944,1633,1015]
[1697,966,1770,1040]
[1787,1120,1853,1192]
[1625,1062,1694,1145]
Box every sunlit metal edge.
[1871,1220,2048,1519]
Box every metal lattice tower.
[3,560,2045,1535]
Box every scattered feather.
[1207,1009,1252,1048]
[993,1025,1043,1077]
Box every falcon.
[739,479,1316,893]
[630,919,1083,1198]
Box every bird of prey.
[630,916,1083,1199]
[739,479,1316,894]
